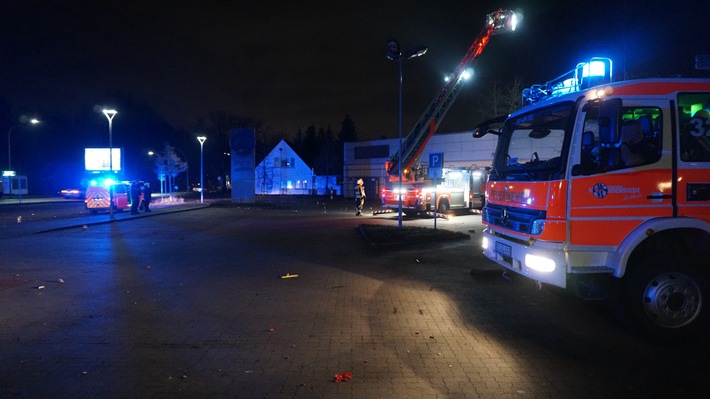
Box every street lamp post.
[7,117,39,201]
[7,118,40,172]
[102,109,117,218]
[197,136,206,204]
[387,39,428,229]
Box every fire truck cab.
[85,178,130,214]
[476,57,710,339]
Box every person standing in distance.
[130,181,141,215]
[142,182,152,212]
[355,178,366,216]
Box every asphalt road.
[1,197,708,398]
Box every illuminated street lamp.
[197,136,207,204]
[386,39,428,229]
[147,150,166,197]
[7,117,40,172]
[102,109,117,218]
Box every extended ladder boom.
[386,9,516,180]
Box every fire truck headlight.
[531,219,545,235]
[482,236,489,249]
[525,254,555,272]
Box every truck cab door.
[568,98,671,247]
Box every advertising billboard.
[85,148,122,171]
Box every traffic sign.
[429,152,443,178]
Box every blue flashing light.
[89,177,119,187]
[581,59,607,78]
[575,57,612,89]
[522,57,613,105]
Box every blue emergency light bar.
[522,57,613,105]
[89,177,118,187]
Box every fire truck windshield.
[491,102,573,181]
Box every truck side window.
[579,105,661,174]
[678,93,710,162]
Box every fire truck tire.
[437,200,449,214]
[621,251,707,340]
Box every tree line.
[0,78,520,195]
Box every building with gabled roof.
[255,140,313,195]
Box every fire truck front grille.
[483,204,546,235]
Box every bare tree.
[154,144,188,199]
[471,77,523,125]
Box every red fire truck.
[380,9,516,216]
[476,57,710,339]
[381,166,488,215]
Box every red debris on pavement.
[334,372,352,383]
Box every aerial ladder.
[385,9,517,181]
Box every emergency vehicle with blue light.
[475,57,710,339]
[84,178,130,214]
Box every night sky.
[1,0,708,191]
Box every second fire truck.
[381,166,488,215]
[380,9,516,216]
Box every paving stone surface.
[0,197,708,398]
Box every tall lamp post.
[387,39,428,229]
[7,117,40,173]
[7,117,39,202]
[102,109,117,218]
[197,136,206,204]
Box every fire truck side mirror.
[473,115,507,138]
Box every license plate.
[495,242,512,258]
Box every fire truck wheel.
[622,252,707,340]
[437,200,449,214]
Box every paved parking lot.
[1,197,708,398]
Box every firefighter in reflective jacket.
[355,178,366,216]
